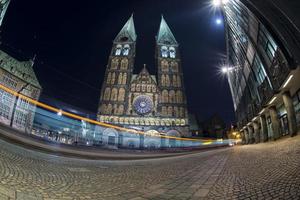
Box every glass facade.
[223,0,291,129]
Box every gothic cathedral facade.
[97,15,189,137]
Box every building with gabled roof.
[0,0,41,132]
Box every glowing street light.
[212,0,222,7]
[222,67,229,73]
[216,18,223,25]
[212,0,229,7]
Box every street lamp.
[216,18,223,25]
[212,0,229,7]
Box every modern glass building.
[219,0,300,143]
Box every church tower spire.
[156,15,178,45]
[156,16,189,128]
[114,14,137,43]
[98,15,137,121]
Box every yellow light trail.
[0,83,217,143]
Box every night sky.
[1,0,235,124]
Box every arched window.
[118,88,125,102]
[111,73,116,84]
[142,84,146,92]
[104,88,111,100]
[118,73,123,85]
[171,62,178,72]
[111,58,119,70]
[136,84,141,92]
[169,90,175,103]
[122,73,127,85]
[101,104,107,114]
[120,58,128,70]
[180,107,185,117]
[147,85,151,92]
[176,91,183,103]
[161,60,169,72]
[115,45,122,56]
[123,44,130,56]
[113,104,118,115]
[162,90,168,103]
[169,47,176,58]
[168,106,173,116]
[177,75,181,87]
[118,105,124,115]
[161,75,166,86]
[174,107,179,117]
[161,46,168,58]
[111,88,118,101]
[131,84,135,92]
[162,106,167,115]
[165,75,170,87]
[172,75,177,87]
[107,104,112,114]
[107,73,112,84]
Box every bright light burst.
[216,18,222,25]
[212,0,222,7]
[211,0,230,7]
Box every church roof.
[0,50,41,88]
[156,16,178,45]
[114,14,137,42]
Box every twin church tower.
[97,15,189,136]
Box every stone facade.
[97,15,189,137]
[0,0,41,133]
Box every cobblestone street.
[0,135,299,200]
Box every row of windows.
[130,84,157,93]
[161,74,181,87]
[106,73,127,85]
[161,90,183,104]
[161,60,179,72]
[161,46,176,58]
[99,116,186,126]
[161,106,185,118]
[115,44,130,56]
[101,104,124,115]
[0,103,10,119]
[1,74,17,89]
[14,110,27,126]
[103,87,126,102]
[110,58,128,70]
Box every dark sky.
[1,0,235,123]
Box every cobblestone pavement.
[0,135,299,200]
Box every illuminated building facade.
[98,15,189,137]
[0,0,41,132]
[221,0,300,143]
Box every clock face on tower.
[133,95,154,115]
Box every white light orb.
[222,67,228,73]
[212,0,221,7]
[216,18,222,25]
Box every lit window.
[169,47,176,58]
[115,45,122,56]
[123,44,130,56]
[161,46,168,58]
[252,55,270,88]
[258,25,278,62]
